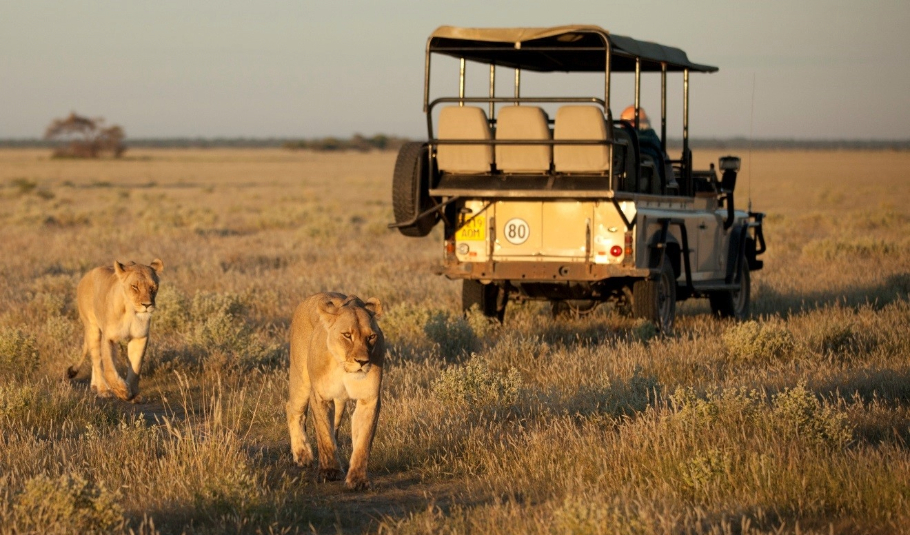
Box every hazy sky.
[2,0,908,140]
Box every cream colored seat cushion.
[553,105,611,173]
[436,106,493,174]
[495,106,551,173]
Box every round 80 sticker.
[503,218,530,245]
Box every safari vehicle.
[390,25,766,332]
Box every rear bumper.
[436,260,651,282]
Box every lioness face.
[324,306,381,375]
[115,261,162,314]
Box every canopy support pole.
[514,68,521,102]
[459,58,466,106]
[634,58,641,129]
[489,64,496,118]
[661,63,667,152]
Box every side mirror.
[719,155,741,172]
[719,155,740,193]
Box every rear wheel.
[709,260,750,320]
[392,142,437,237]
[463,280,507,323]
[632,257,676,334]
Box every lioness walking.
[286,292,384,490]
[68,259,163,401]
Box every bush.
[182,291,281,369]
[802,237,899,260]
[678,448,733,496]
[432,354,522,415]
[722,320,797,362]
[380,303,434,346]
[0,383,34,418]
[11,473,125,534]
[0,327,40,380]
[772,382,852,449]
[424,311,479,359]
[152,285,191,334]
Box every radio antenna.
[748,73,755,212]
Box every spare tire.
[392,142,438,237]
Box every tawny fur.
[68,259,163,401]
[286,292,384,491]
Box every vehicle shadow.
[753,272,910,317]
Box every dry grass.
[0,147,908,534]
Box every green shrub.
[464,305,500,340]
[0,383,33,418]
[152,285,190,334]
[432,354,522,415]
[10,177,37,195]
[182,291,281,369]
[631,319,658,343]
[11,473,125,534]
[802,237,899,260]
[771,383,852,449]
[552,497,614,535]
[424,310,479,359]
[678,448,733,496]
[380,303,434,346]
[670,386,764,434]
[0,327,40,380]
[808,323,859,356]
[722,320,797,362]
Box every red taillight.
[623,231,634,265]
[445,240,456,258]
[610,245,623,257]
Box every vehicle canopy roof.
[428,25,718,74]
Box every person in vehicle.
[620,105,666,171]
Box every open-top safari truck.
[390,25,766,332]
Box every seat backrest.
[553,105,612,173]
[495,106,551,173]
[436,106,493,174]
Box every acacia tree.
[44,112,126,158]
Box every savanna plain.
[0,147,909,534]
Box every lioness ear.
[150,258,164,273]
[317,296,344,319]
[364,298,382,318]
[113,261,127,278]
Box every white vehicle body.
[391,25,766,331]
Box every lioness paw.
[111,386,133,402]
[91,385,113,398]
[292,449,314,467]
[345,475,371,491]
[317,468,345,482]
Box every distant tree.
[350,133,370,152]
[44,112,126,158]
[369,134,389,150]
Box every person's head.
[620,106,651,130]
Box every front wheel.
[709,260,750,320]
[462,280,507,323]
[632,257,677,334]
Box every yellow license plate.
[456,216,485,241]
